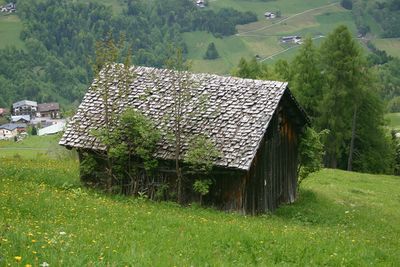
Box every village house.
[38,102,60,118]
[0,123,26,140]
[264,12,276,19]
[0,108,9,117]
[281,35,302,44]
[0,2,16,13]
[12,100,37,117]
[38,121,66,136]
[195,0,205,8]
[11,115,30,124]
[60,66,308,214]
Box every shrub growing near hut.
[184,135,220,204]
[297,127,328,187]
[91,108,161,195]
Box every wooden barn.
[59,66,308,214]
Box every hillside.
[185,0,360,73]
[0,0,398,109]
[0,154,399,265]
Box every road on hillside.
[237,2,339,36]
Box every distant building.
[38,121,66,136]
[30,117,65,128]
[11,115,31,124]
[0,123,26,140]
[12,100,37,116]
[0,2,16,13]
[38,102,60,118]
[196,0,205,8]
[281,36,302,44]
[0,108,9,117]
[264,12,276,19]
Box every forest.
[351,0,400,37]
[0,0,256,107]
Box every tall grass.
[0,157,399,266]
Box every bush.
[341,0,353,10]
[298,128,329,186]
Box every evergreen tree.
[273,59,291,81]
[290,37,323,120]
[318,25,365,169]
[352,89,394,174]
[232,58,270,80]
[203,42,219,60]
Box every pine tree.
[318,25,365,169]
[290,37,323,120]
[203,42,219,60]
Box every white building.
[0,123,26,140]
[38,121,66,136]
[264,12,276,19]
[12,100,38,116]
[196,0,205,8]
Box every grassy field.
[186,1,359,74]
[208,0,337,18]
[0,153,399,265]
[0,135,75,160]
[0,14,24,50]
[372,38,400,58]
[77,0,124,14]
[385,113,400,130]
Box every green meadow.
[76,0,123,14]
[0,135,399,265]
[0,135,74,159]
[185,1,359,73]
[372,38,400,59]
[0,14,24,50]
[385,113,400,130]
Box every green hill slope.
[186,0,360,73]
[0,157,399,265]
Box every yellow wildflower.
[14,256,22,262]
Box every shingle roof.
[0,123,26,131]
[60,65,301,171]
[11,115,30,122]
[13,100,37,108]
[38,103,60,112]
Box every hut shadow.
[273,189,349,227]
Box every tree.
[273,59,291,81]
[341,0,353,10]
[290,37,323,120]
[89,34,135,193]
[102,108,161,195]
[318,25,366,169]
[232,57,270,80]
[203,42,219,60]
[31,125,37,136]
[351,88,394,174]
[164,47,197,203]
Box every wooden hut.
[59,65,308,214]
